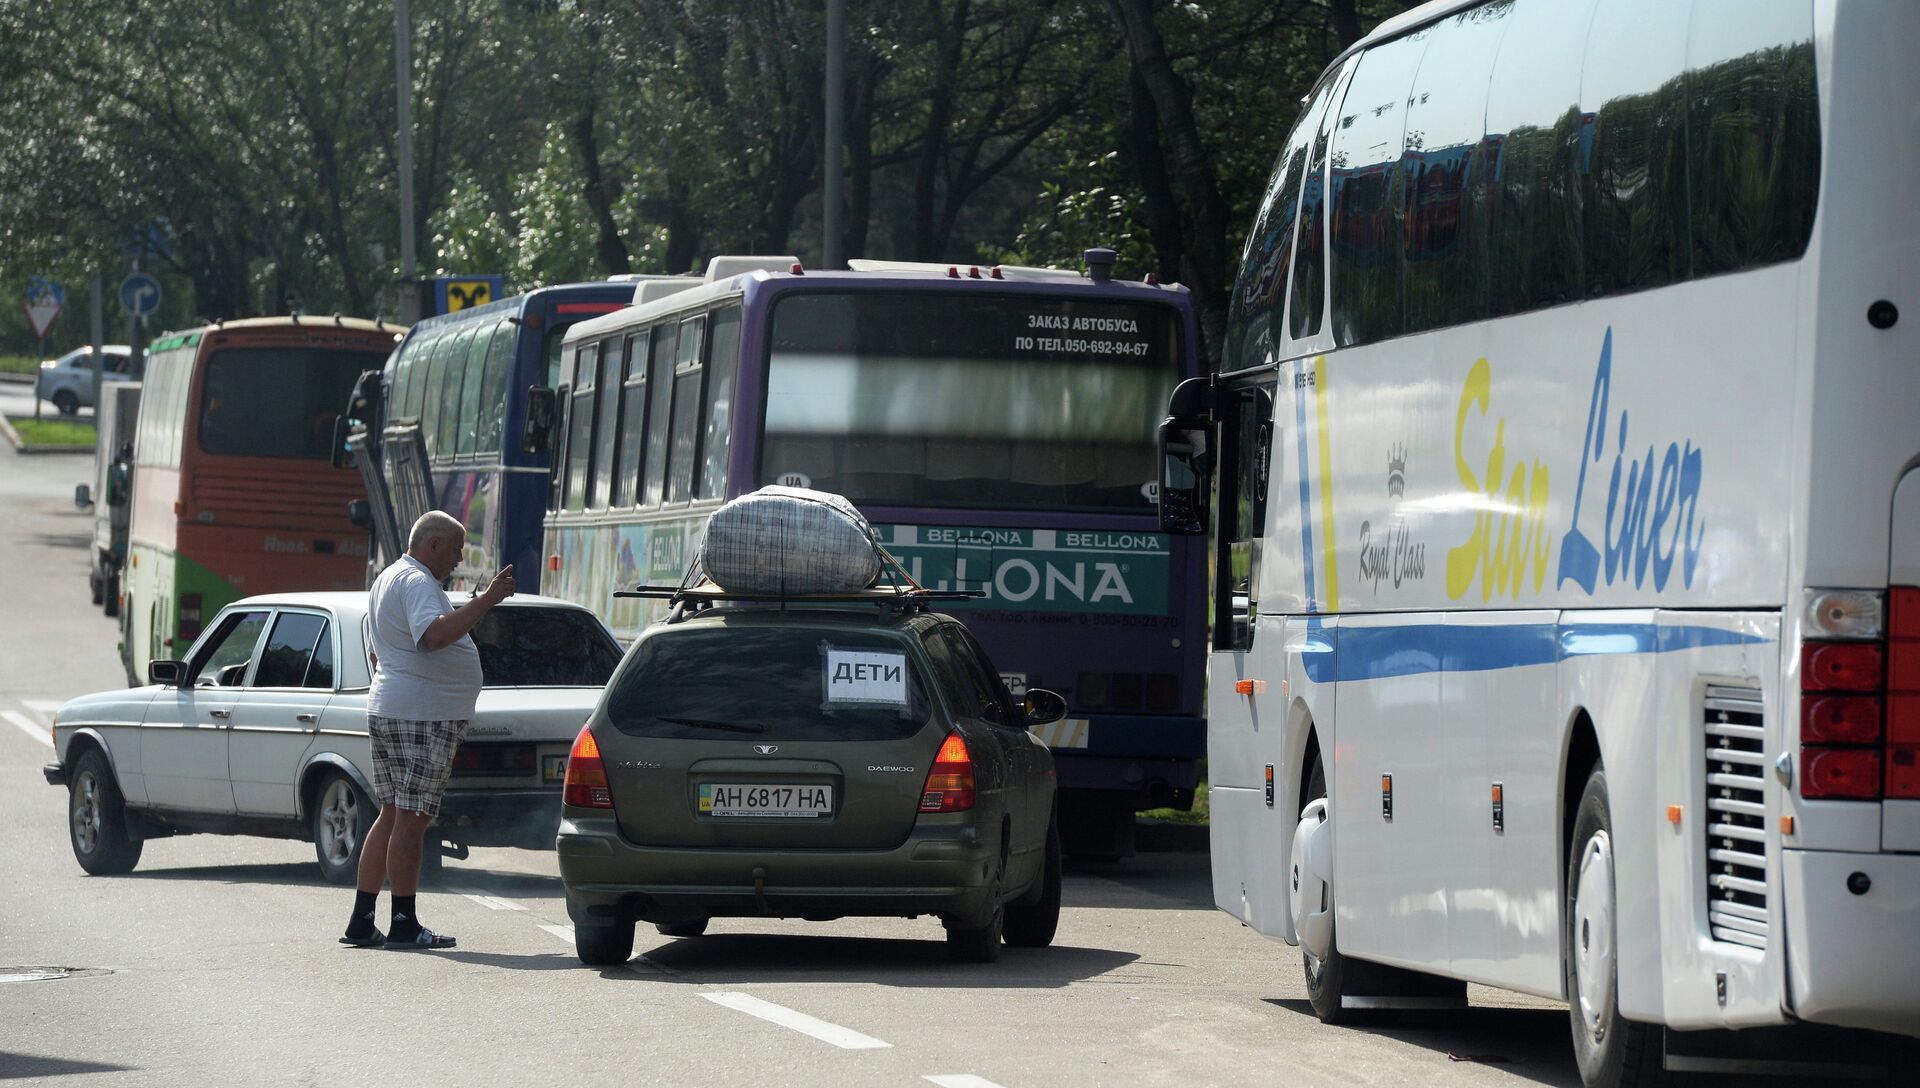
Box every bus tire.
[1567,767,1665,1087]
[1300,751,1357,1022]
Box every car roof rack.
[615,580,981,623]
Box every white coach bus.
[1159,1,1916,1084]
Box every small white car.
[44,591,622,883]
[35,345,133,415]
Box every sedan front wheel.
[69,749,142,875]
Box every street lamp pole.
[822,0,846,269]
[395,0,419,324]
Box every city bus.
[342,282,637,593]
[539,252,1205,857]
[1159,0,1918,1083]
[123,317,402,684]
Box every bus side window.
[564,341,598,513]
[642,324,677,507]
[476,319,514,454]
[591,337,622,509]
[1329,29,1423,347]
[1580,0,1690,300]
[666,316,706,504]
[456,324,494,457]
[1218,387,1275,652]
[612,329,650,507]
[698,308,741,500]
[436,325,476,459]
[1288,64,1346,342]
[418,332,453,455]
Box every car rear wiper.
[657,716,768,734]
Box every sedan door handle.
[208,709,231,719]
[296,713,318,724]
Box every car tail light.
[563,725,613,809]
[1801,747,1882,800]
[918,732,975,813]
[179,593,203,641]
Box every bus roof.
[406,280,636,335]
[149,314,403,352]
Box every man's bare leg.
[356,804,397,893]
[387,808,434,897]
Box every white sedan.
[43,591,621,883]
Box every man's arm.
[420,566,516,650]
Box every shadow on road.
[1059,850,1215,911]
[1264,999,1582,1087]
[0,1051,137,1079]
[632,931,1139,989]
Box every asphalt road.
[0,441,1580,1087]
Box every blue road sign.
[119,273,161,317]
[434,275,505,316]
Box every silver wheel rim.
[1572,829,1617,1045]
[316,779,360,868]
[72,770,102,855]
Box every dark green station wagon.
[557,592,1066,965]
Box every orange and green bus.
[122,316,403,683]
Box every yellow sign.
[445,280,493,311]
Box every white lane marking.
[3,711,53,748]
[458,891,527,912]
[22,699,61,713]
[925,1077,1010,1088]
[699,992,892,1050]
[539,923,575,944]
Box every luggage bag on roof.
[697,485,884,595]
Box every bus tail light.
[1800,694,1882,745]
[1887,588,1920,799]
[919,732,975,813]
[563,725,613,809]
[179,594,204,641]
[1801,641,1883,691]
[1801,747,1883,800]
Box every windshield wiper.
[657,716,768,734]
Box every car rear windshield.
[604,627,931,741]
[475,607,622,687]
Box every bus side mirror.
[1159,420,1212,536]
[522,386,556,455]
[74,483,93,509]
[348,499,374,532]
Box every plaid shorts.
[368,715,468,817]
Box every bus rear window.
[198,347,389,459]
[761,292,1180,514]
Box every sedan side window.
[255,612,328,688]
[939,626,1009,727]
[193,610,271,687]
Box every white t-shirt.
[367,555,484,721]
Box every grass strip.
[9,416,95,447]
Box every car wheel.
[945,904,1004,963]
[90,571,104,607]
[1567,767,1665,1087]
[69,749,142,875]
[576,919,636,966]
[53,389,80,415]
[1003,818,1061,948]
[312,771,372,885]
[103,571,120,617]
[655,919,709,938]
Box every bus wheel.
[1567,767,1664,1086]
[1297,752,1357,1022]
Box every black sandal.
[339,929,386,948]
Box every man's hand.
[482,565,517,604]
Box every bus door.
[379,423,434,550]
[347,430,405,572]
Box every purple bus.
[538,251,1205,857]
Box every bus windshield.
[761,292,1179,513]
[199,346,389,459]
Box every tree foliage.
[0,0,1417,364]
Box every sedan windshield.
[474,607,622,687]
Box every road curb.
[0,372,32,385]
[0,414,93,455]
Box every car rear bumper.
[439,788,561,849]
[556,812,998,925]
[43,762,66,787]
[1782,848,1920,1038]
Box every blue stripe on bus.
[1298,621,1770,684]
[1293,377,1318,610]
